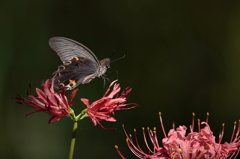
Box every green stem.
[68,121,78,159]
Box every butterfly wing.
[49,37,102,90]
[53,57,98,90]
[49,37,100,65]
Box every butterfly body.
[49,37,110,90]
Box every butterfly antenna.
[111,55,125,63]
[110,50,116,59]
[109,68,118,79]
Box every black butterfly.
[48,37,110,90]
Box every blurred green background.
[1,0,240,158]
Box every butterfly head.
[100,58,110,68]
[98,58,110,76]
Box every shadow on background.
[1,0,240,158]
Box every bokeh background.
[1,1,240,159]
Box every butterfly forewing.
[49,37,100,65]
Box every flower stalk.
[68,121,78,159]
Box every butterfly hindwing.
[53,57,99,90]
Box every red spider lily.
[116,113,240,159]
[16,78,78,123]
[80,80,138,129]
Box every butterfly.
[48,37,110,90]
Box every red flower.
[80,80,138,128]
[16,78,78,123]
[116,113,240,159]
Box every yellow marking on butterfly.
[67,60,72,64]
[60,66,65,69]
[59,83,65,87]
[58,80,60,83]
[69,79,76,86]
[74,57,79,61]
[58,73,61,76]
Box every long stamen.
[133,129,142,151]
[218,123,225,144]
[230,121,237,143]
[159,112,167,138]
[206,112,209,123]
[115,145,126,159]
[143,127,153,153]
[153,127,160,148]
[190,112,195,132]
[198,119,201,132]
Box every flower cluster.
[15,78,78,123]
[116,113,240,159]
[16,79,137,126]
[80,80,138,128]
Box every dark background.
[1,1,240,159]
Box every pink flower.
[116,126,169,159]
[116,113,240,159]
[81,80,138,129]
[163,121,240,159]
[16,78,78,123]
